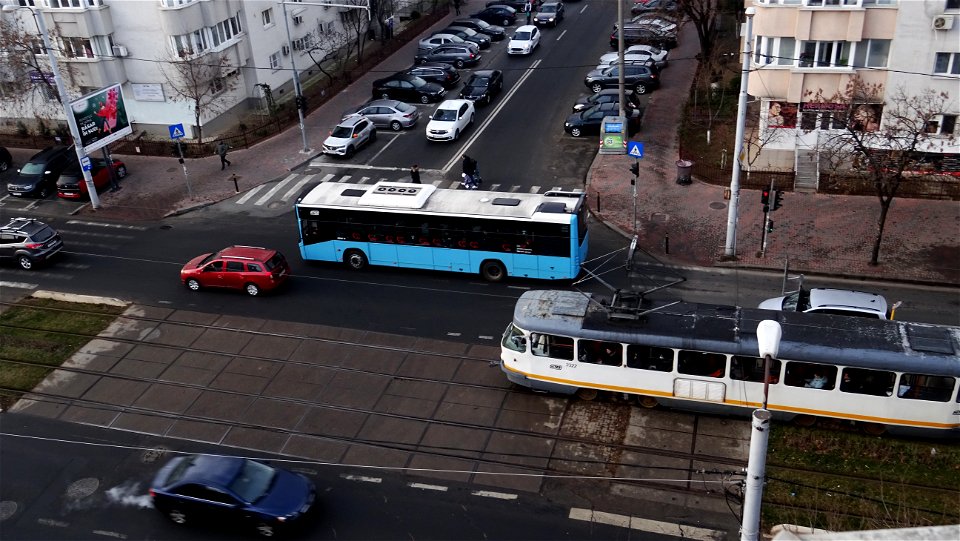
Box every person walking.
[525,1,532,25]
[410,164,421,184]
[215,140,232,170]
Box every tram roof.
[297,181,584,222]
[513,290,960,377]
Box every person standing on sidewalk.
[525,1,532,25]
[410,164,421,184]
[215,140,232,170]
[453,0,461,15]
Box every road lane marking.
[408,483,448,492]
[236,184,266,204]
[472,490,517,500]
[342,474,382,483]
[254,174,297,205]
[568,508,725,541]
[283,174,315,201]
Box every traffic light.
[772,190,784,211]
[767,220,775,233]
[296,95,308,112]
[629,161,639,177]
[761,188,770,205]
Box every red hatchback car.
[56,157,126,200]
[180,246,290,296]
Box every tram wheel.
[860,422,886,437]
[575,388,598,401]
[792,415,817,427]
[637,396,659,409]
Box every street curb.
[31,290,128,307]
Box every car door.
[583,109,606,134]
[222,260,246,289]
[531,27,540,47]
[199,260,226,288]
[170,484,244,525]
[397,79,416,101]
[0,232,16,261]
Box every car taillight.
[469,53,475,58]
[404,113,414,118]
[651,74,658,78]
[24,242,43,249]
[149,489,156,497]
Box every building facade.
[746,0,960,185]
[0,0,361,140]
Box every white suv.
[759,287,890,319]
[425,99,475,141]
[322,115,377,158]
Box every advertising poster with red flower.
[70,83,132,153]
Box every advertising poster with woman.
[71,83,133,153]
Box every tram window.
[530,333,574,360]
[502,324,526,353]
[731,356,781,383]
[839,367,895,397]
[578,340,622,365]
[677,350,726,378]
[627,345,674,372]
[897,374,956,402]
[784,362,837,390]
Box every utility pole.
[723,7,756,258]
[617,0,625,118]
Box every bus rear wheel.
[344,249,368,270]
[576,388,598,401]
[480,260,506,282]
[860,422,886,436]
[792,414,817,427]
[637,396,659,409]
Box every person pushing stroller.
[461,155,481,189]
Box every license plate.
[10,192,21,196]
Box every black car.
[443,26,492,49]
[414,44,482,68]
[486,0,536,11]
[584,64,660,94]
[459,69,504,106]
[453,18,507,41]
[7,145,74,198]
[371,73,446,104]
[0,146,11,173]
[0,217,63,270]
[471,6,517,26]
[564,102,642,138]
[403,63,461,89]
[533,2,564,27]
[150,454,316,538]
[572,89,643,112]
[611,25,678,50]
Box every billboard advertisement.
[70,83,133,154]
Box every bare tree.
[0,16,76,126]
[677,0,719,59]
[339,0,373,61]
[304,22,356,86]
[806,76,954,265]
[158,50,237,143]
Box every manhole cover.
[709,201,727,210]
[0,501,17,521]
[65,478,99,500]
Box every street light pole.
[3,5,100,209]
[281,1,310,154]
[723,7,756,258]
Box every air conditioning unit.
[292,15,303,25]
[933,15,954,30]
[281,45,290,56]
[112,45,128,57]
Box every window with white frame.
[209,76,225,94]
[170,30,207,57]
[291,36,311,51]
[853,39,890,68]
[48,0,105,7]
[754,36,795,66]
[262,8,273,26]
[945,0,959,9]
[17,1,38,7]
[799,40,852,68]
[269,52,280,69]
[61,36,95,58]
[926,114,957,135]
[159,0,197,7]
[210,13,243,48]
[934,52,960,75]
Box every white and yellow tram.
[500,290,960,437]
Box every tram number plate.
[549,364,562,370]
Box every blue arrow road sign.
[168,123,185,140]
[627,141,644,159]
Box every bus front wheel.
[344,250,368,270]
[480,260,506,282]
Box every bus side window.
[531,333,548,356]
[530,334,573,360]
[840,367,896,396]
[678,350,726,378]
[731,356,780,383]
[784,362,837,390]
[898,374,956,402]
[627,345,673,372]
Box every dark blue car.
[150,454,316,537]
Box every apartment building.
[746,0,960,184]
[0,0,355,139]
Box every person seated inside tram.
[806,371,828,389]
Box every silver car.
[342,99,420,131]
[759,287,890,319]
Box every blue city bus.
[295,181,589,281]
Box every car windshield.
[330,125,353,138]
[514,31,532,40]
[432,109,458,121]
[474,19,491,29]
[410,77,427,88]
[473,76,490,85]
[265,253,284,270]
[31,226,56,243]
[20,162,46,175]
[541,5,556,13]
[396,102,416,113]
[228,459,277,503]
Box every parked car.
[7,145,74,198]
[417,33,476,54]
[56,157,127,200]
[617,43,670,68]
[452,18,507,41]
[150,454,316,537]
[572,88,643,112]
[533,2,564,26]
[0,146,11,172]
[564,102,642,137]
[759,288,890,319]
[471,6,517,26]
[322,114,377,158]
[629,17,678,35]
[611,25,677,50]
[486,0,534,12]
[371,73,446,104]
[443,26,492,49]
[426,99,476,142]
[180,245,291,296]
[342,99,420,131]
[0,217,63,270]
[595,53,656,71]
[631,0,678,15]
[584,63,660,94]
[459,69,504,106]
[414,44,482,68]
[402,63,461,89]
[508,25,540,55]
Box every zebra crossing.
[231,171,581,208]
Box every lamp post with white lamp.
[2,4,100,209]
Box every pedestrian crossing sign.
[168,123,185,140]
[628,141,644,159]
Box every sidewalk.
[63,17,960,286]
